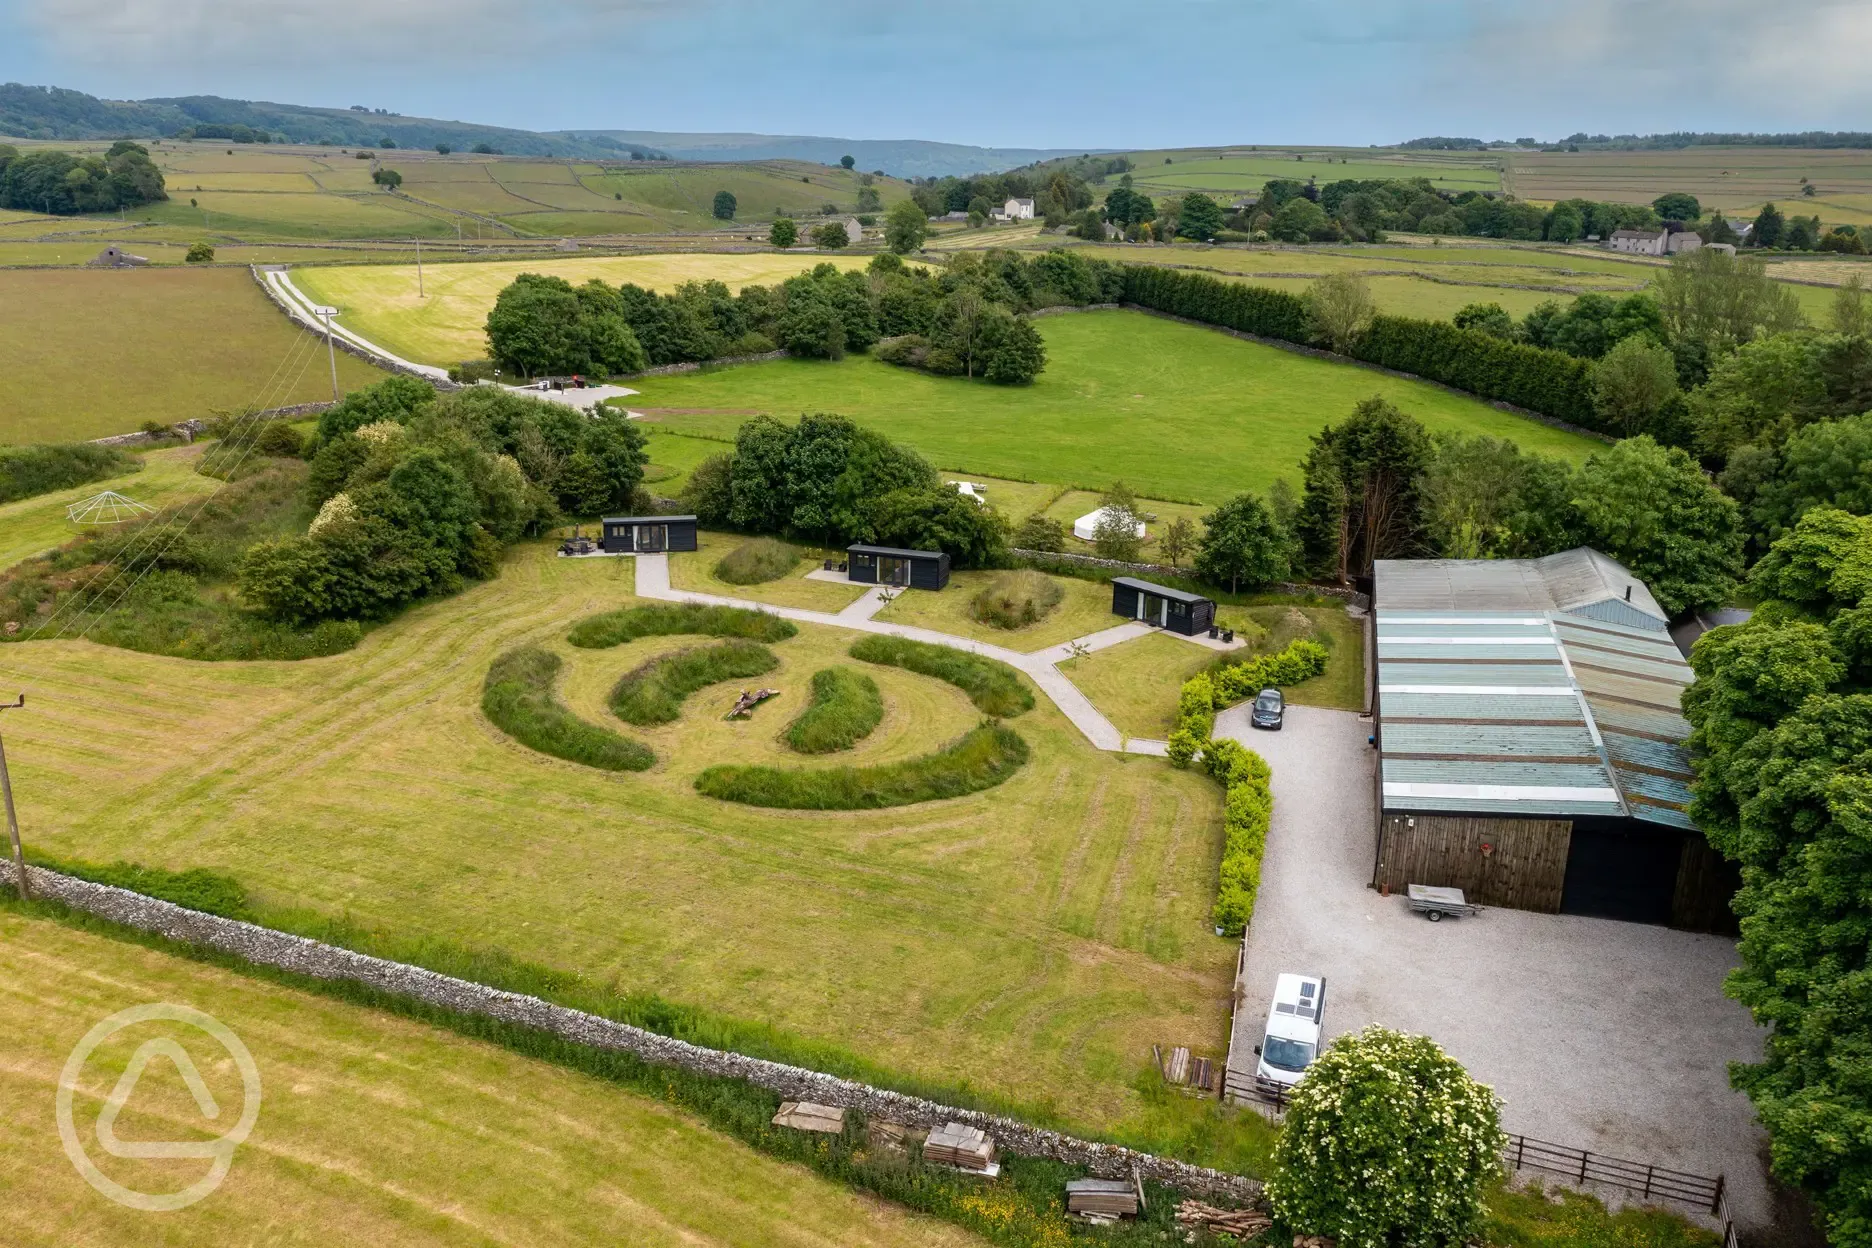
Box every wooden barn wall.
[1671,833,1742,935]
[1374,814,1573,913]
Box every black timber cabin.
[1111,577,1215,636]
[848,544,950,590]
[601,515,698,554]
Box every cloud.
[21,0,686,65]
[1458,0,1872,120]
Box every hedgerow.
[609,640,778,726]
[784,666,884,753]
[1166,638,1329,934]
[695,722,1028,809]
[848,635,1034,717]
[482,646,654,771]
[1117,264,1602,435]
[568,602,798,648]
[0,441,140,505]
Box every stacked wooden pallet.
[1174,1200,1271,1239]
[923,1122,998,1176]
[1157,1045,1217,1094]
[771,1101,846,1134]
[1065,1178,1140,1220]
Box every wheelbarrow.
[1407,884,1481,922]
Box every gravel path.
[1216,703,1772,1227]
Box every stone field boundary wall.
[1,860,1260,1204]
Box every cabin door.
[876,556,911,586]
[635,525,668,552]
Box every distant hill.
[0,83,649,158]
[558,130,1097,178]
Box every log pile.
[923,1122,998,1175]
[726,688,780,719]
[1174,1200,1272,1240]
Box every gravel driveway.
[1216,703,1772,1227]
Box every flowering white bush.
[1267,1025,1505,1248]
[308,491,358,535]
[353,420,406,446]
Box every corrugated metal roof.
[1374,548,1670,631]
[1376,603,1699,831]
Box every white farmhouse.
[1002,197,1036,221]
[1607,228,1670,256]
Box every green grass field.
[0,540,1238,1145]
[1116,148,1502,197]
[0,911,981,1248]
[629,310,1603,503]
[295,253,871,366]
[0,445,219,571]
[0,267,390,445]
[871,570,1118,651]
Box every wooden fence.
[1230,1076,1733,1232]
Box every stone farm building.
[1368,549,1737,933]
[1606,227,1702,257]
[1000,198,1036,221]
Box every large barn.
[1369,549,1737,933]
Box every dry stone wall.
[2,860,1259,1203]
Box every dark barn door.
[1561,825,1680,925]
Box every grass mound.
[569,602,798,649]
[610,640,779,726]
[849,635,1034,718]
[968,569,1064,630]
[784,666,884,754]
[483,646,654,771]
[695,722,1029,809]
[0,442,141,505]
[714,537,801,585]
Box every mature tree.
[372,167,402,189]
[711,190,736,220]
[1738,412,1872,546]
[1833,274,1868,336]
[769,217,798,249]
[1271,196,1329,243]
[1706,211,1740,245]
[1679,511,1872,1245]
[1422,433,1575,560]
[1690,333,1829,457]
[810,220,850,249]
[1592,335,1680,436]
[1268,1026,1504,1248]
[185,242,215,263]
[1177,192,1226,241]
[839,154,855,170]
[1012,512,1066,552]
[434,143,451,155]
[856,186,882,213]
[1091,480,1144,561]
[1102,185,1154,229]
[975,309,1046,384]
[682,452,735,526]
[1652,192,1702,222]
[868,486,1008,567]
[1522,292,1665,359]
[1544,201,1584,242]
[483,273,645,378]
[883,198,927,254]
[1752,201,1786,248]
[1159,515,1197,569]
[1655,247,1805,359]
[1570,436,1744,615]
[1305,272,1375,353]
[1194,494,1289,592]
[1452,301,1515,338]
[727,415,795,533]
[1296,398,1432,582]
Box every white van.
[1253,972,1326,1086]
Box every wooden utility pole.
[0,694,28,900]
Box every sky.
[3,0,1871,148]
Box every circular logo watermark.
[57,1003,261,1211]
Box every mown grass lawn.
[629,311,1604,504]
[1,540,1238,1152]
[0,912,983,1248]
[0,445,219,572]
[0,267,390,445]
[871,570,1119,651]
[667,528,864,613]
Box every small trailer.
[1407,884,1481,922]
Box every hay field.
[1120,149,1501,197]
[0,267,389,444]
[0,912,981,1248]
[629,310,1603,504]
[0,539,1237,1143]
[294,253,869,365]
[1504,146,1872,217]
[0,445,219,571]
